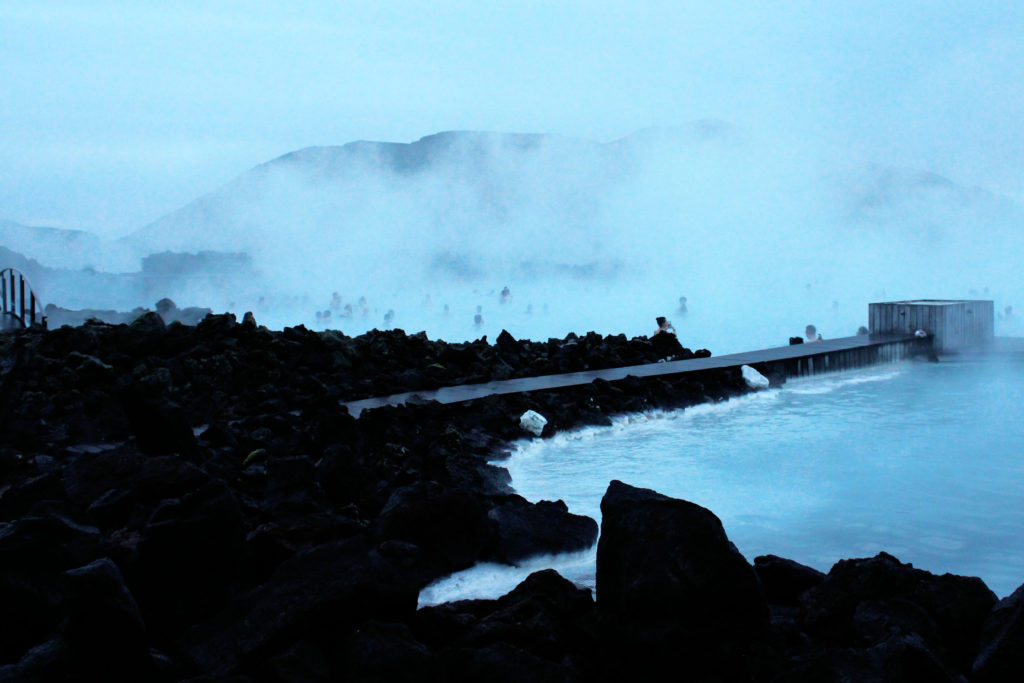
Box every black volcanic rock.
[799,551,997,676]
[487,497,597,563]
[130,480,246,638]
[754,554,826,605]
[973,582,1024,682]
[3,317,1012,680]
[414,569,597,681]
[181,538,418,678]
[596,480,772,680]
[371,481,491,580]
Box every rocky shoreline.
[1,315,1021,681]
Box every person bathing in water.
[805,324,822,342]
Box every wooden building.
[868,300,993,353]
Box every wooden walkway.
[344,333,927,418]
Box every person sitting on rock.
[805,324,822,342]
[651,316,684,359]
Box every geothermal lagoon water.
[419,356,1024,605]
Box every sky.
[2,1,1024,238]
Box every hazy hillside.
[7,126,1022,347]
[0,219,103,270]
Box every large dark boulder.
[596,480,772,681]
[800,552,997,675]
[487,497,597,563]
[973,582,1024,682]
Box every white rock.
[519,409,548,436]
[741,364,770,390]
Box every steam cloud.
[5,124,1024,353]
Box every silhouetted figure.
[654,316,676,336]
[342,304,353,319]
[315,311,323,324]
[474,313,483,327]
[500,286,511,303]
[384,309,395,326]
[330,292,341,310]
[805,324,822,342]
[677,296,688,315]
[155,298,176,317]
[651,316,684,359]
[857,326,869,335]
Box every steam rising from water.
[14,126,1024,352]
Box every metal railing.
[1,268,46,330]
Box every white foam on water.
[417,547,597,608]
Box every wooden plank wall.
[756,336,931,380]
[869,300,993,352]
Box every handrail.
[1,267,46,330]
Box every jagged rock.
[800,552,997,675]
[973,582,1024,682]
[487,497,597,563]
[596,480,773,681]
[415,569,597,677]
[754,554,826,605]
[495,329,523,356]
[129,310,166,334]
[63,449,209,528]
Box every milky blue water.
[419,357,1024,605]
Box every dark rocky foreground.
[0,316,1021,681]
